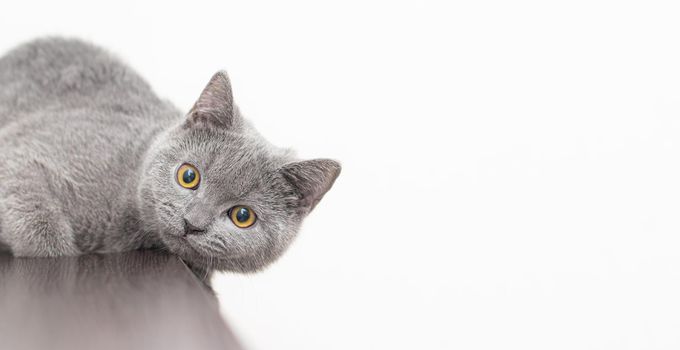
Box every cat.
[0,38,340,273]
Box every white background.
[2,1,680,349]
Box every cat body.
[0,38,339,272]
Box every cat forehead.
[209,148,279,180]
[175,127,247,150]
[198,147,287,200]
[172,129,285,175]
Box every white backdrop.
[2,1,680,349]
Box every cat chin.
[179,250,275,273]
[156,234,268,272]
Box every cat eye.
[229,205,257,228]
[176,163,200,189]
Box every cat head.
[139,72,340,272]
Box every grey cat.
[0,38,340,273]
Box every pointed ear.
[280,159,341,212]
[186,71,235,128]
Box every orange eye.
[176,164,200,189]
[229,206,256,228]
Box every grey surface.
[0,250,242,350]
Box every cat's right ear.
[280,159,342,213]
[185,71,236,129]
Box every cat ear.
[186,71,235,128]
[280,159,341,212]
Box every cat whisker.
[194,240,223,256]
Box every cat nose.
[183,219,206,236]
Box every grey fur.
[0,38,340,272]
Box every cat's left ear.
[280,159,341,212]
[186,71,236,129]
